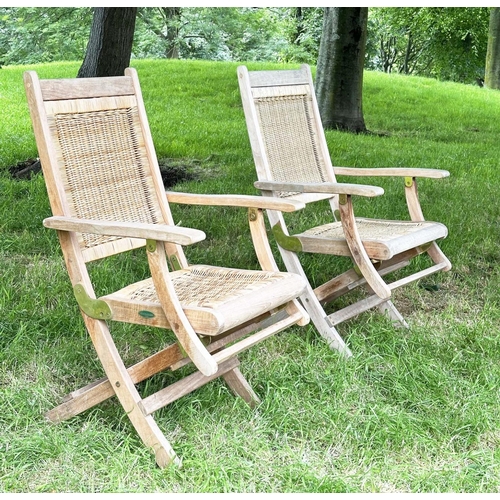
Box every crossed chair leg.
[45,311,296,468]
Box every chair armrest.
[166,191,305,212]
[43,216,205,246]
[254,180,384,198]
[334,167,450,179]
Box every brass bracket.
[418,242,432,253]
[169,254,182,271]
[333,209,341,221]
[272,222,302,252]
[146,239,157,253]
[339,193,348,205]
[248,207,259,222]
[73,283,112,320]
[404,177,414,188]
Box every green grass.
[1,59,500,492]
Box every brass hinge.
[169,254,182,271]
[404,177,414,188]
[272,222,302,252]
[146,239,157,253]
[248,207,259,222]
[73,283,112,320]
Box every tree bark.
[164,7,181,59]
[77,7,137,78]
[485,7,500,89]
[315,7,368,133]
[291,7,305,45]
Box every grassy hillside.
[1,59,499,492]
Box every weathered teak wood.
[44,216,206,245]
[24,68,310,468]
[237,63,452,354]
[334,166,450,179]
[254,180,384,198]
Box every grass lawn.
[1,59,500,492]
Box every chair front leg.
[338,194,391,300]
[404,177,452,271]
[146,239,219,377]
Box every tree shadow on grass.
[8,157,209,188]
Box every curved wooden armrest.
[334,166,450,179]
[166,191,305,212]
[254,180,384,198]
[43,216,205,246]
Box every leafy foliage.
[367,7,490,84]
[278,7,324,63]
[0,7,92,66]
[0,7,494,85]
[135,7,311,63]
[0,7,319,67]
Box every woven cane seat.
[102,265,306,336]
[296,218,448,260]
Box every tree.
[367,8,489,84]
[77,7,137,78]
[280,7,323,63]
[315,7,368,133]
[137,7,181,59]
[0,7,318,67]
[0,7,91,66]
[485,7,500,89]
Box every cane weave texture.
[298,218,447,259]
[128,265,286,308]
[254,94,327,196]
[302,218,430,241]
[50,107,163,249]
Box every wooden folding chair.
[24,68,309,467]
[238,64,451,356]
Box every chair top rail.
[38,75,135,101]
[245,68,309,88]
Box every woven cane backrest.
[34,75,169,262]
[245,66,336,200]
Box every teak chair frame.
[24,67,309,467]
[238,64,451,356]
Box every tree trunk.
[77,7,137,78]
[485,7,500,89]
[403,31,413,74]
[164,7,181,59]
[315,7,368,133]
[291,7,305,45]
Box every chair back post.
[125,68,189,269]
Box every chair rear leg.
[300,285,353,357]
[377,300,409,328]
[222,366,261,407]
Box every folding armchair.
[237,64,451,357]
[24,68,309,467]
